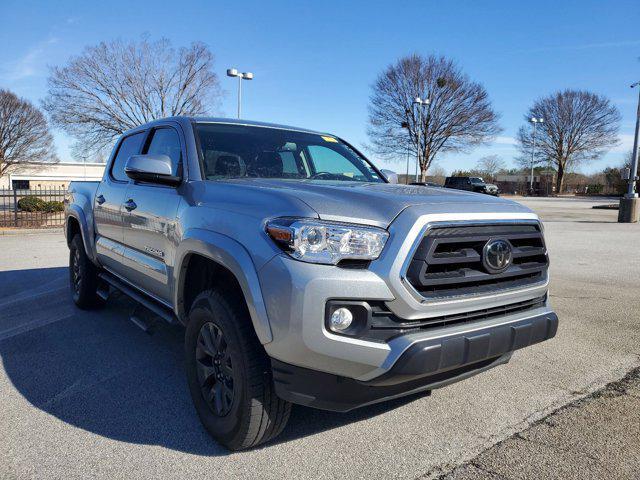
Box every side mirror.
[380,169,399,184]
[125,154,181,186]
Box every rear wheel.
[185,290,291,450]
[69,234,103,309]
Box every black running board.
[96,284,110,301]
[98,271,177,325]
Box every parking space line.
[0,310,75,342]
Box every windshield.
[470,177,485,184]
[195,123,384,183]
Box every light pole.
[546,157,552,196]
[413,97,430,182]
[226,68,254,119]
[401,120,410,184]
[626,82,640,198]
[529,117,544,194]
[619,81,640,222]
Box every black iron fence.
[0,187,68,228]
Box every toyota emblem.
[482,239,512,273]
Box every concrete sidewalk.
[444,367,640,479]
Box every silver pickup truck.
[65,117,557,450]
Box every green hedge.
[17,196,46,212]
[43,200,64,212]
[17,197,64,213]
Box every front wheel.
[185,290,291,450]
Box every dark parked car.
[444,176,499,196]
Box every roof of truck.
[136,116,328,136]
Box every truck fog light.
[330,307,353,331]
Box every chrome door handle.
[96,194,105,205]
[124,199,137,211]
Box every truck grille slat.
[406,223,548,299]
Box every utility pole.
[529,117,544,194]
[618,81,640,222]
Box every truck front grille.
[405,223,548,299]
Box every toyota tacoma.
[65,117,557,450]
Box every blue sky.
[1,0,639,174]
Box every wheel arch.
[174,229,274,344]
[65,206,97,262]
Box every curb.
[0,228,64,236]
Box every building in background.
[0,162,106,190]
[494,173,556,196]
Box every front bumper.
[272,310,558,411]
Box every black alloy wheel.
[196,322,235,416]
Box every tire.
[69,234,103,309]
[185,289,291,450]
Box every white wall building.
[0,162,106,190]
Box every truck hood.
[224,179,532,227]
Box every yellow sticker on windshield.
[321,136,338,143]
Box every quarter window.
[144,128,182,176]
[110,132,145,182]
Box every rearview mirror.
[380,169,399,184]
[125,154,181,186]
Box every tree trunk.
[420,168,427,183]
[556,161,565,194]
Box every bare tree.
[426,163,447,184]
[475,155,506,181]
[516,90,620,193]
[0,89,56,178]
[44,38,221,158]
[367,54,501,182]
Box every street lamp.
[226,68,254,119]
[619,81,640,222]
[626,81,640,198]
[414,96,430,182]
[529,117,544,194]
[401,120,410,184]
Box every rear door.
[94,132,145,274]
[120,125,185,304]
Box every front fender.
[174,228,274,344]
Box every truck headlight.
[266,218,389,265]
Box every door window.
[110,132,146,182]
[144,128,182,176]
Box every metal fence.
[0,187,68,229]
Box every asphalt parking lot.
[1,196,639,479]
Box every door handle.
[124,199,137,211]
[96,194,105,205]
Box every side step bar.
[98,271,177,325]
